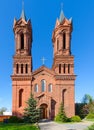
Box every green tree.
[75,103,85,119]
[24,94,40,123]
[54,102,67,122]
[0,107,7,115]
[82,94,94,116]
[82,94,93,104]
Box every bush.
[75,103,86,119]
[54,114,67,122]
[87,124,94,130]
[66,118,71,122]
[54,102,67,122]
[86,113,94,119]
[71,115,81,122]
[8,116,24,123]
[54,114,61,122]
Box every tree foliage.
[54,102,67,122]
[75,103,85,119]
[82,94,93,104]
[8,116,24,123]
[0,107,7,115]
[75,94,94,119]
[24,94,40,123]
[82,94,94,117]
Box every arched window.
[68,64,70,74]
[63,64,66,74]
[62,89,66,106]
[57,39,59,51]
[19,89,23,107]
[63,33,66,49]
[59,64,61,74]
[34,84,38,92]
[16,64,19,74]
[25,64,28,74]
[21,33,24,49]
[21,64,23,74]
[41,80,46,92]
[48,84,52,92]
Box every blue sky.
[0,0,94,110]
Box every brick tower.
[11,9,32,117]
[52,10,76,117]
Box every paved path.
[39,120,94,130]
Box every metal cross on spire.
[41,57,46,65]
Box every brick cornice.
[56,84,75,86]
[54,55,74,60]
[11,75,32,81]
[13,55,32,59]
[54,75,76,80]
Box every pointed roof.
[21,8,26,20]
[69,17,73,23]
[59,10,65,23]
[20,1,26,20]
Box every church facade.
[11,8,76,119]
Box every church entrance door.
[40,104,48,119]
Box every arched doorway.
[40,104,48,119]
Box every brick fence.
[0,115,11,122]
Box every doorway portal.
[40,104,48,119]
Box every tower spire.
[59,3,65,23]
[61,3,63,10]
[21,0,26,20]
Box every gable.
[32,66,55,79]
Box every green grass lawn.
[0,123,39,130]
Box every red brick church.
[11,8,76,119]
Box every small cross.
[41,57,46,65]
